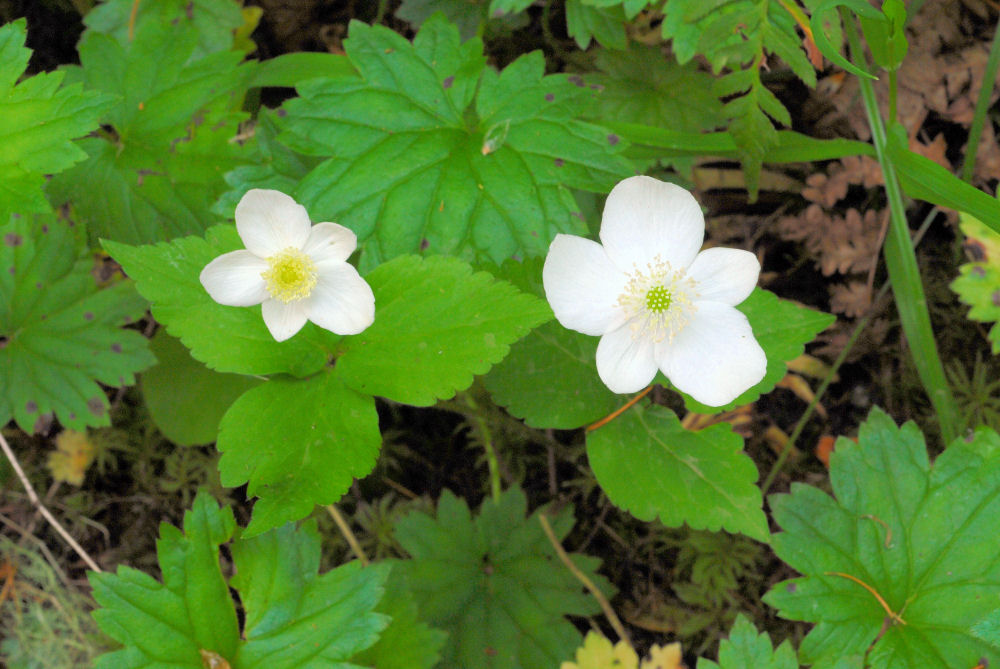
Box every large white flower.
[543,176,766,406]
[200,189,375,342]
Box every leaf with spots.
[47,0,252,245]
[0,213,154,433]
[0,19,114,220]
[391,486,613,669]
[270,13,632,270]
[586,403,769,541]
[763,408,1000,669]
[951,213,1000,353]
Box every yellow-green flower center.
[645,285,672,313]
[618,255,698,343]
[262,247,318,303]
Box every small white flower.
[543,175,766,406]
[200,189,375,342]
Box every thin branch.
[538,513,631,646]
[325,505,369,566]
[587,386,652,432]
[0,431,101,573]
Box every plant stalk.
[961,14,1000,182]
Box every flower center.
[617,255,698,343]
[261,247,318,303]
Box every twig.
[587,386,653,432]
[0,431,101,573]
[325,505,369,566]
[538,513,631,646]
[824,571,906,625]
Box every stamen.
[261,247,318,303]
[617,255,698,342]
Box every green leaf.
[104,227,331,378]
[0,214,154,434]
[808,0,881,79]
[277,15,633,269]
[217,368,381,537]
[697,615,798,669]
[249,52,356,88]
[0,19,114,219]
[337,254,551,406]
[886,124,1000,237]
[393,487,612,669]
[350,565,447,669]
[90,492,240,668]
[951,214,1000,353]
[681,288,835,413]
[565,0,627,50]
[142,329,262,446]
[83,0,244,58]
[587,404,768,541]
[763,407,1000,668]
[48,8,251,244]
[230,522,389,667]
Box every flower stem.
[843,9,960,444]
[463,393,501,502]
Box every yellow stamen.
[617,255,698,343]
[261,247,317,303]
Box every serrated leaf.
[276,15,632,269]
[696,615,797,669]
[587,404,768,541]
[398,0,490,39]
[89,493,239,668]
[393,486,612,669]
[104,226,332,378]
[763,408,1000,668]
[217,368,381,537]
[565,0,627,50]
[337,254,551,406]
[561,631,639,669]
[350,564,447,669]
[682,288,834,413]
[0,19,114,219]
[0,214,154,433]
[230,522,389,667]
[48,9,250,245]
[142,329,262,446]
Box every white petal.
[657,302,766,406]
[302,222,358,266]
[199,250,269,307]
[686,247,760,306]
[599,176,705,271]
[261,299,309,342]
[543,234,626,336]
[595,323,659,394]
[305,264,375,336]
[235,189,312,257]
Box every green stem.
[887,69,897,124]
[843,10,960,444]
[463,393,501,502]
[961,15,1000,182]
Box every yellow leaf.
[561,632,639,669]
[640,642,684,669]
[46,430,96,486]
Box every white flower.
[542,176,766,406]
[199,189,375,342]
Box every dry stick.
[824,571,907,625]
[0,432,101,573]
[325,505,369,566]
[587,386,653,432]
[538,512,631,647]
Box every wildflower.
[47,430,96,486]
[543,176,766,406]
[200,189,374,342]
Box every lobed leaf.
[696,615,799,669]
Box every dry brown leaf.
[830,281,873,318]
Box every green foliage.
[587,404,768,541]
[0,214,154,433]
[217,369,381,537]
[952,214,1000,353]
[0,19,114,220]
[337,254,552,406]
[392,486,612,668]
[90,491,389,668]
[696,615,798,669]
[142,329,262,446]
[565,0,627,50]
[764,408,1000,668]
[48,0,252,245]
[662,0,816,196]
[274,15,633,269]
